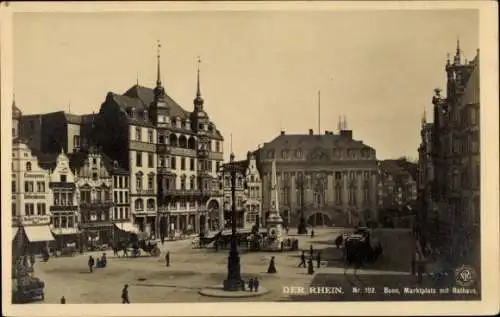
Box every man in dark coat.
[121,284,130,304]
[165,251,170,267]
[297,251,306,268]
[88,256,94,273]
[307,257,315,275]
[253,277,260,292]
[316,250,322,268]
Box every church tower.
[152,40,169,125]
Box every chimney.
[280,130,285,136]
[308,129,313,135]
[340,130,353,139]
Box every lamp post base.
[223,279,245,291]
[223,248,243,291]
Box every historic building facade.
[109,159,133,236]
[377,159,418,227]
[256,127,378,227]
[70,148,114,247]
[12,140,54,254]
[95,47,224,237]
[38,150,81,248]
[219,152,262,229]
[420,43,480,265]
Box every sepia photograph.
[1,1,498,316]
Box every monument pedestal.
[266,213,284,251]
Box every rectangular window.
[68,216,74,228]
[120,207,124,219]
[119,191,123,203]
[148,129,153,143]
[190,158,195,171]
[25,203,35,216]
[114,191,118,203]
[136,151,142,167]
[148,175,154,190]
[60,175,67,183]
[119,176,123,188]
[61,216,67,228]
[37,181,45,192]
[24,181,34,193]
[12,203,16,217]
[171,156,176,169]
[148,153,154,168]
[125,207,129,219]
[216,141,220,152]
[125,192,129,203]
[12,180,16,193]
[114,176,118,188]
[124,177,128,188]
[74,135,80,148]
[181,158,186,170]
[114,207,118,220]
[135,127,141,141]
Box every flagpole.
[318,90,321,135]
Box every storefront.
[51,227,81,250]
[20,225,55,254]
[79,222,114,249]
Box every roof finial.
[454,37,461,64]
[337,115,342,132]
[12,92,16,108]
[196,56,202,97]
[156,40,162,87]
[343,115,348,130]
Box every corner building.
[96,51,224,237]
[256,128,378,227]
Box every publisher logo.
[455,265,476,287]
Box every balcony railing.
[80,200,114,209]
[50,205,79,211]
[135,189,155,195]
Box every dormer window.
[171,118,177,127]
[267,150,275,159]
[198,123,204,130]
[208,124,214,132]
[181,120,186,129]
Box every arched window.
[169,134,178,147]
[147,198,155,210]
[178,135,188,148]
[135,199,144,211]
[187,137,196,150]
[26,162,32,171]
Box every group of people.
[87,253,107,272]
[297,245,322,275]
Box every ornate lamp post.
[222,153,244,291]
[295,173,307,235]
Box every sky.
[13,9,479,161]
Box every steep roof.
[120,84,190,119]
[263,133,374,150]
[67,149,128,175]
[379,159,416,182]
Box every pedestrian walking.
[307,257,315,275]
[316,250,322,268]
[254,277,260,292]
[297,251,306,268]
[248,278,254,292]
[121,284,130,304]
[309,245,314,257]
[60,296,66,304]
[165,251,170,267]
[88,256,94,273]
[311,229,315,238]
[267,256,277,274]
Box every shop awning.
[23,225,55,242]
[116,222,139,234]
[12,227,19,240]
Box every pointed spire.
[196,56,202,97]
[156,40,162,87]
[337,115,342,132]
[446,52,451,65]
[454,37,461,64]
[194,56,204,108]
[343,115,348,130]
[421,109,427,126]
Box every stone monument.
[266,159,284,250]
